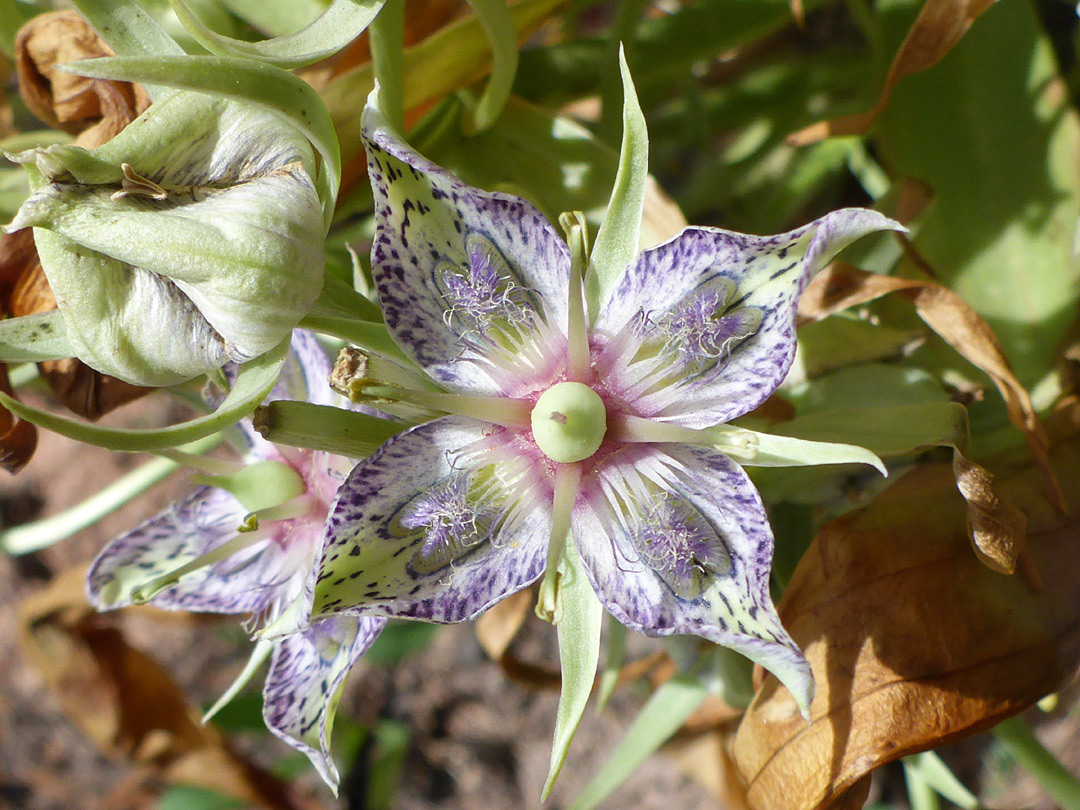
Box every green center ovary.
[530,382,607,463]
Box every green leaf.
[876,0,1080,386]
[543,533,604,800]
[169,0,385,68]
[364,621,440,665]
[366,720,411,810]
[322,0,566,164]
[69,0,184,100]
[0,0,33,58]
[902,752,978,809]
[993,717,1080,810]
[461,0,518,134]
[567,672,707,810]
[0,338,289,452]
[63,55,341,229]
[587,47,648,321]
[219,0,328,37]
[770,401,971,458]
[595,617,626,711]
[0,311,72,363]
[156,786,243,810]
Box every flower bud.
[5,90,325,386]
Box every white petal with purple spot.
[312,416,551,623]
[362,99,572,397]
[263,615,386,792]
[573,443,813,712]
[594,209,901,426]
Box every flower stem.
[994,716,1080,809]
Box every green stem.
[994,717,1080,810]
[299,313,410,364]
[595,617,627,711]
[370,0,405,132]
[0,435,222,555]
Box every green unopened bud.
[5,91,326,386]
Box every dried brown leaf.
[731,421,1080,810]
[476,587,533,660]
[18,568,320,810]
[0,366,37,473]
[800,261,1063,521]
[15,10,149,148]
[789,0,998,145]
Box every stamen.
[608,414,712,445]
[331,347,532,428]
[130,529,272,604]
[535,463,583,624]
[558,211,592,382]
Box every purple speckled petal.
[263,615,386,792]
[362,96,571,397]
[594,210,901,427]
[312,416,550,623]
[574,444,813,712]
[86,486,283,615]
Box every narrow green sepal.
[0,339,289,452]
[711,423,887,475]
[586,46,648,321]
[542,532,604,800]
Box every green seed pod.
[5,91,325,386]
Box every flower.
[86,331,383,790]
[5,91,325,387]
[306,93,899,711]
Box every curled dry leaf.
[799,261,1063,554]
[730,416,1080,810]
[17,568,320,810]
[789,0,998,145]
[15,10,150,147]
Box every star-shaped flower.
[307,92,899,712]
[86,331,383,790]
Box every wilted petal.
[574,443,813,712]
[263,615,386,792]
[595,210,900,427]
[362,96,571,397]
[86,486,279,614]
[312,416,550,623]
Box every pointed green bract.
[0,339,288,452]
[711,423,886,474]
[587,47,648,321]
[543,533,604,800]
